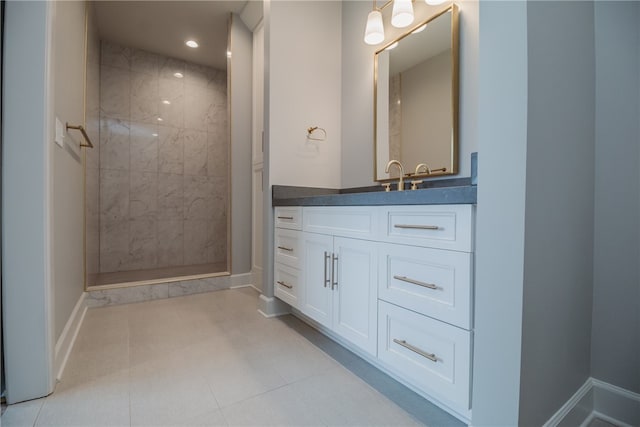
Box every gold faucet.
[385,160,405,191]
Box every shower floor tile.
[89,261,227,287]
[1,288,464,427]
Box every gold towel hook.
[307,126,327,141]
[66,123,94,148]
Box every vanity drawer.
[378,300,471,413]
[303,206,377,239]
[275,207,302,230]
[274,228,302,268]
[274,263,300,309]
[379,243,472,330]
[379,205,473,252]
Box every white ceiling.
[93,1,249,70]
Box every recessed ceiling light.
[186,40,199,48]
[152,133,159,137]
[173,72,184,78]
[157,117,163,122]
[162,100,171,105]
[385,42,399,51]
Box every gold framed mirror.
[374,4,459,181]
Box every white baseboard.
[248,284,262,293]
[545,377,640,427]
[592,379,640,427]
[544,378,593,427]
[54,292,87,381]
[230,272,252,288]
[251,267,263,293]
[257,294,290,318]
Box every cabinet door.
[301,232,333,328]
[332,237,378,356]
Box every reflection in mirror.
[375,5,459,181]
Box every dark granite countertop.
[272,178,477,206]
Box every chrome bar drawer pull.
[331,254,339,289]
[394,224,439,230]
[324,251,331,288]
[393,275,438,290]
[277,216,294,220]
[277,280,293,289]
[393,339,438,362]
[277,246,294,252]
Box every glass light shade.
[391,0,414,28]
[425,0,447,5]
[364,9,385,45]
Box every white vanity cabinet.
[377,204,474,417]
[273,203,475,421]
[301,231,378,356]
[273,207,303,308]
[299,207,379,356]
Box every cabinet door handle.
[277,246,294,252]
[277,216,294,220]
[394,224,439,230]
[324,251,331,288]
[331,254,338,289]
[393,275,438,290]
[277,280,293,289]
[393,339,438,362]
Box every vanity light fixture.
[391,0,414,28]
[364,3,385,45]
[364,0,416,45]
[185,40,199,48]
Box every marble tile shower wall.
[96,41,228,273]
[85,10,101,284]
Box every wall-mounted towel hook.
[66,123,94,148]
[307,126,327,141]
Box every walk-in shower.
[84,2,237,288]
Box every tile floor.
[1,287,463,427]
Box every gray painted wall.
[2,0,54,403]
[519,2,595,425]
[471,2,528,424]
[51,0,86,343]
[591,1,640,394]
[230,14,253,275]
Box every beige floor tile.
[267,336,340,384]
[221,385,322,426]
[289,366,422,426]
[183,408,229,426]
[32,288,442,427]
[0,399,45,427]
[129,358,219,426]
[37,372,130,427]
[205,356,287,408]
